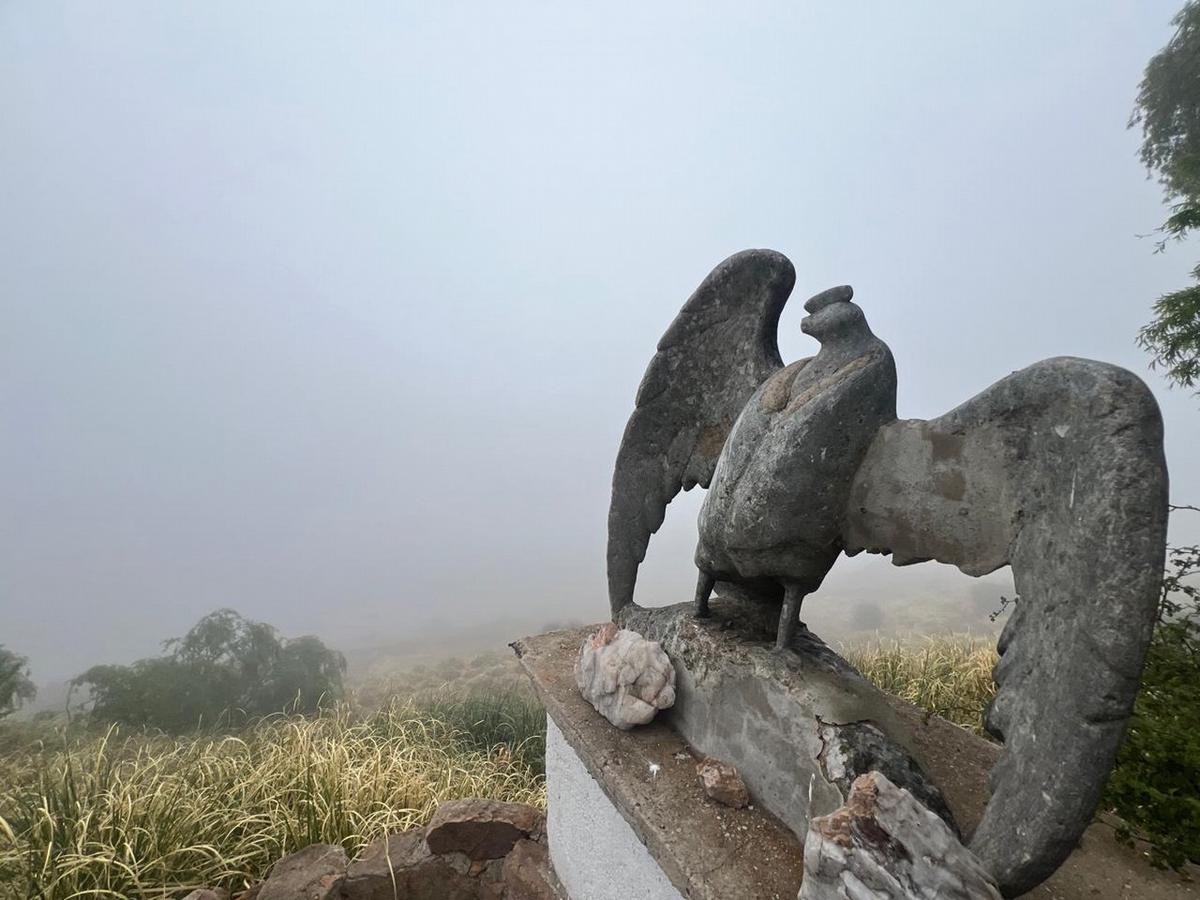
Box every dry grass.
[841,633,999,735]
[0,697,544,899]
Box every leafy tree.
[1132,1,1200,390]
[74,609,346,732]
[1102,508,1200,869]
[0,645,36,719]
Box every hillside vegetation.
[1,613,1195,897]
[0,692,543,899]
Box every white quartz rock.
[574,623,676,729]
[799,771,1001,900]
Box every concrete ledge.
[515,626,1199,900]
[546,717,685,900]
[514,629,804,900]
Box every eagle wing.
[607,249,796,615]
[844,357,1168,897]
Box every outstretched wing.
[844,357,1168,897]
[607,249,796,615]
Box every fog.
[3,2,1198,683]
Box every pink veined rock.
[574,626,675,729]
[799,771,1002,900]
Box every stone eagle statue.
[607,249,1168,897]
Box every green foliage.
[0,647,36,720]
[73,609,347,732]
[1139,277,1200,388]
[1102,529,1200,870]
[1133,1,1200,390]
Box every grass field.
[841,633,998,735]
[0,691,544,899]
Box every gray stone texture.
[516,630,807,900]
[517,627,1200,900]
[846,357,1168,896]
[695,282,896,612]
[606,249,796,616]
[606,249,1169,897]
[800,771,1002,900]
[619,597,956,836]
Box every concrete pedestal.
[513,627,1199,900]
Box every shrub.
[1102,538,1200,869]
[0,647,35,720]
[73,609,346,732]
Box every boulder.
[258,844,347,900]
[695,757,749,809]
[574,623,675,729]
[426,798,545,860]
[341,829,485,900]
[500,839,563,900]
[799,772,1001,900]
[181,891,230,900]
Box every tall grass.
[841,634,998,735]
[0,693,545,899]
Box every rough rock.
[574,624,675,729]
[619,596,955,838]
[426,798,545,860]
[340,829,484,900]
[800,772,1001,900]
[257,843,347,900]
[501,839,563,900]
[695,757,749,809]
[182,891,230,900]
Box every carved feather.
[845,357,1168,896]
[607,249,796,615]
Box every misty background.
[3,2,1198,686]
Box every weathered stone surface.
[619,597,955,838]
[800,771,1002,900]
[501,839,563,900]
[695,756,749,809]
[518,631,806,900]
[846,357,1168,896]
[574,624,675,729]
[695,283,897,647]
[182,890,230,900]
[606,250,1169,896]
[519,627,1200,900]
[341,829,482,900]
[426,798,544,860]
[607,250,796,616]
[258,843,346,900]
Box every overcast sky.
[3,2,1198,682]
